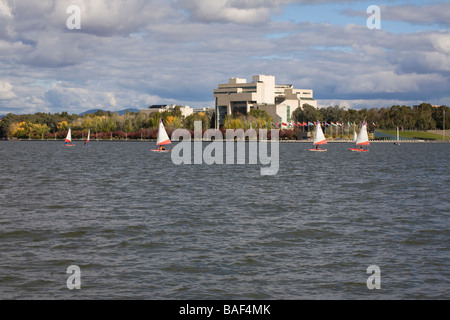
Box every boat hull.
[349,148,369,152]
[151,149,171,153]
[308,149,327,152]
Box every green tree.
[0,113,17,138]
[184,112,210,131]
[292,104,322,123]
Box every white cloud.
[0,0,15,40]
[429,33,450,55]
[0,0,449,115]
[177,0,272,24]
[45,83,121,113]
[0,81,16,99]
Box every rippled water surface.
[0,140,449,299]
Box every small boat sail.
[84,129,90,147]
[349,121,370,152]
[308,121,327,152]
[63,128,75,147]
[353,130,358,143]
[394,126,400,145]
[151,119,171,152]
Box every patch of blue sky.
[272,1,444,34]
[265,32,292,39]
[34,79,56,90]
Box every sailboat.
[349,121,370,152]
[151,119,171,152]
[84,129,90,147]
[308,121,327,152]
[353,130,358,143]
[394,126,400,145]
[63,128,75,147]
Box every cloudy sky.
[0,0,449,115]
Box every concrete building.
[214,75,317,128]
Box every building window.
[218,106,227,126]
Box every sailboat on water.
[84,129,90,147]
[151,119,171,153]
[63,128,75,147]
[349,121,370,152]
[308,121,327,152]
[394,126,400,145]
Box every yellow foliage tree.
[8,121,28,137]
[57,121,69,131]
[165,115,182,128]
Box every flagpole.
[444,110,446,140]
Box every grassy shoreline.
[376,129,450,141]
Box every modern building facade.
[214,75,317,128]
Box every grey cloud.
[20,33,85,68]
[1,0,449,115]
[4,0,174,38]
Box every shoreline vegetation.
[1,103,449,142]
[4,139,449,143]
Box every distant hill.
[80,108,140,116]
[79,109,104,116]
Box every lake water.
[0,140,448,299]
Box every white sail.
[65,128,72,142]
[313,121,327,145]
[353,130,357,142]
[84,129,90,146]
[356,122,370,146]
[156,119,171,146]
[395,126,400,145]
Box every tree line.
[293,103,449,131]
[0,103,448,140]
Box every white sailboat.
[349,121,370,152]
[63,128,75,147]
[394,126,400,145]
[84,129,90,146]
[353,130,358,143]
[151,119,171,152]
[308,121,327,152]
